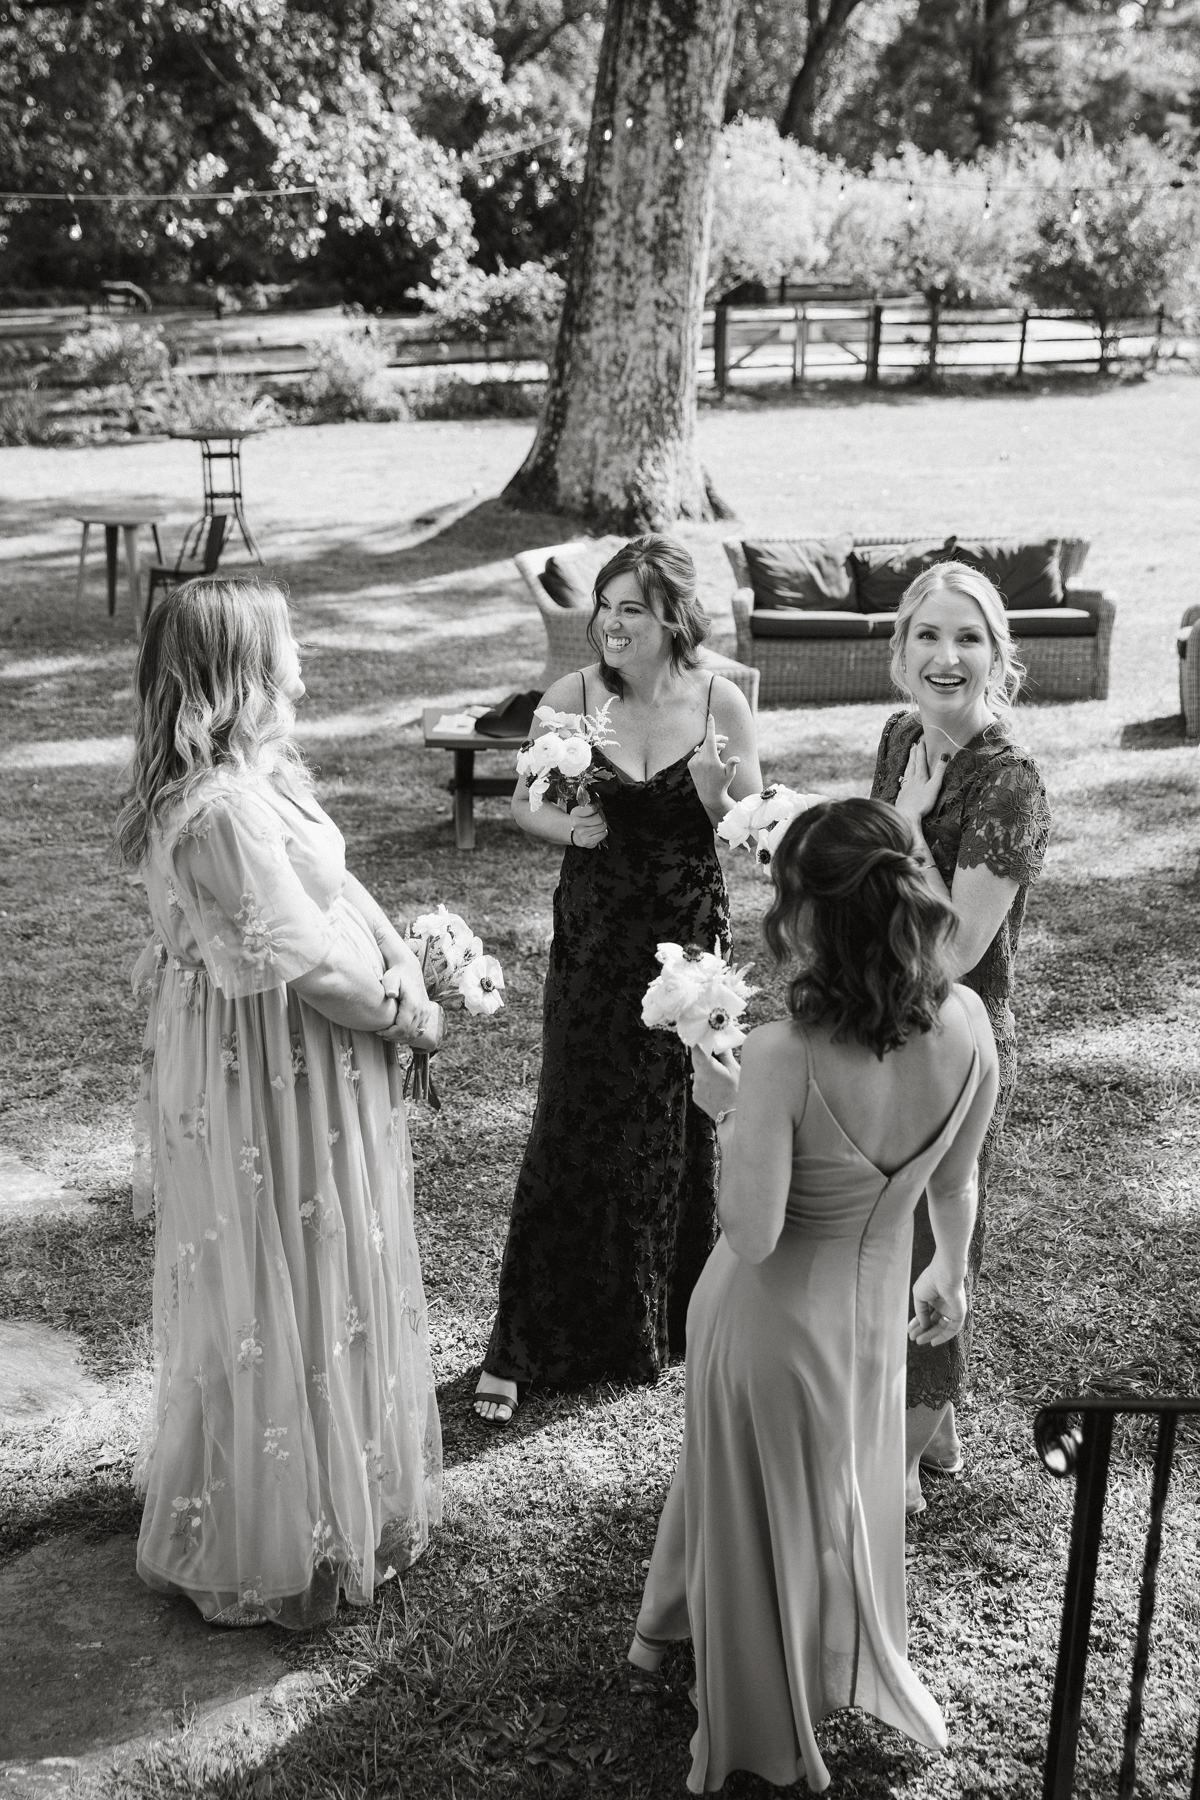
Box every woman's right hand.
[381,964,444,1050]
[568,800,608,849]
[895,740,951,825]
[908,1258,968,1346]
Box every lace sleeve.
[870,710,914,802]
[170,794,338,998]
[958,756,1050,885]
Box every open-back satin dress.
[632,995,986,1792]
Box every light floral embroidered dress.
[132,766,441,1627]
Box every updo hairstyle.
[588,533,710,696]
[764,797,958,1059]
[890,560,1024,716]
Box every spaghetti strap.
[706,674,715,720]
[580,670,587,713]
[792,1022,814,1131]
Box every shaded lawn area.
[1,376,1199,1797]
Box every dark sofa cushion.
[743,537,856,611]
[950,538,1064,609]
[1006,606,1097,638]
[862,613,898,640]
[849,539,956,613]
[749,609,871,640]
[540,554,595,609]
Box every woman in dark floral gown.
[871,560,1051,1511]
[474,536,762,1422]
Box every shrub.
[406,374,545,420]
[301,331,410,422]
[0,387,62,446]
[1021,136,1200,369]
[706,119,837,299]
[415,262,565,349]
[54,321,171,392]
[148,373,284,435]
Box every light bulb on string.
[983,180,991,216]
[68,200,83,241]
[673,132,683,151]
[603,126,612,141]
[164,211,179,238]
[1070,189,1082,224]
[624,114,633,129]
[529,158,539,174]
[906,181,915,214]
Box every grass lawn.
[2,374,1199,1798]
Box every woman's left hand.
[690,1044,740,1121]
[688,716,738,812]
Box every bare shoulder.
[707,673,754,730]
[538,669,595,716]
[946,985,999,1066]
[742,1018,807,1076]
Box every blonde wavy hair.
[890,560,1024,718]
[115,578,310,868]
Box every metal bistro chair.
[144,513,229,626]
[1034,1396,1200,1797]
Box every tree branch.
[778,0,865,144]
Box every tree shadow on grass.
[1119,714,1188,751]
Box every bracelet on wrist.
[569,826,577,846]
[715,1106,737,1128]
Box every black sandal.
[473,1385,518,1426]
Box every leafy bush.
[1021,136,1200,366]
[148,373,284,435]
[54,322,171,392]
[416,263,565,348]
[301,331,409,421]
[0,388,62,446]
[406,374,545,420]
[707,120,838,299]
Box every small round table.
[72,507,165,636]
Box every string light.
[68,214,83,241]
[907,181,915,213]
[674,132,683,151]
[624,115,634,129]
[983,180,992,216]
[1070,189,1082,223]
[529,159,539,173]
[603,126,612,141]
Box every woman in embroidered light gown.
[117,578,444,1628]
[629,798,998,1793]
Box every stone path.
[0,1534,290,1798]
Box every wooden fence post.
[792,305,808,386]
[865,302,882,386]
[1017,309,1029,378]
[1151,304,1165,371]
[714,304,729,396]
[926,291,941,382]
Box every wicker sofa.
[515,538,761,712]
[1179,606,1200,743]
[723,534,1115,706]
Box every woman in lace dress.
[629,798,998,1793]
[871,561,1051,1512]
[474,536,762,1423]
[117,578,444,1627]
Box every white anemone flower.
[556,736,593,778]
[458,955,505,1016]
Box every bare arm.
[687,680,763,825]
[694,1025,804,1263]
[510,671,608,849]
[910,1004,999,1345]
[342,869,406,963]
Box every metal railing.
[1034,1397,1200,1799]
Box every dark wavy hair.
[764,797,958,1059]
[587,534,710,697]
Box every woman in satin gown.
[630,798,998,1793]
[117,578,444,1627]
[474,534,762,1422]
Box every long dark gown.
[484,675,731,1389]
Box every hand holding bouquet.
[717,785,826,874]
[393,904,506,1107]
[516,698,619,816]
[641,942,756,1056]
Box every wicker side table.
[1179,606,1200,743]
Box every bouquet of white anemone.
[717,784,826,874]
[391,904,506,1106]
[515,698,619,814]
[641,942,757,1056]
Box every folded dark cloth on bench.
[474,689,544,737]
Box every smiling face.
[904,587,994,716]
[594,569,674,670]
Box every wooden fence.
[705,298,1182,390]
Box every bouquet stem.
[405,1050,441,1111]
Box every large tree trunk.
[502,0,740,531]
[969,0,1014,150]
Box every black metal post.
[1017,309,1029,378]
[1118,1413,1177,1798]
[1043,1409,1113,1800]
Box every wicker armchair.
[1179,606,1200,743]
[515,540,761,712]
[722,535,1113,706]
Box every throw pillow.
[950,538,1064,610]
[540,554,595,610]
[849,539,956,614]
[742,537,857,612]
